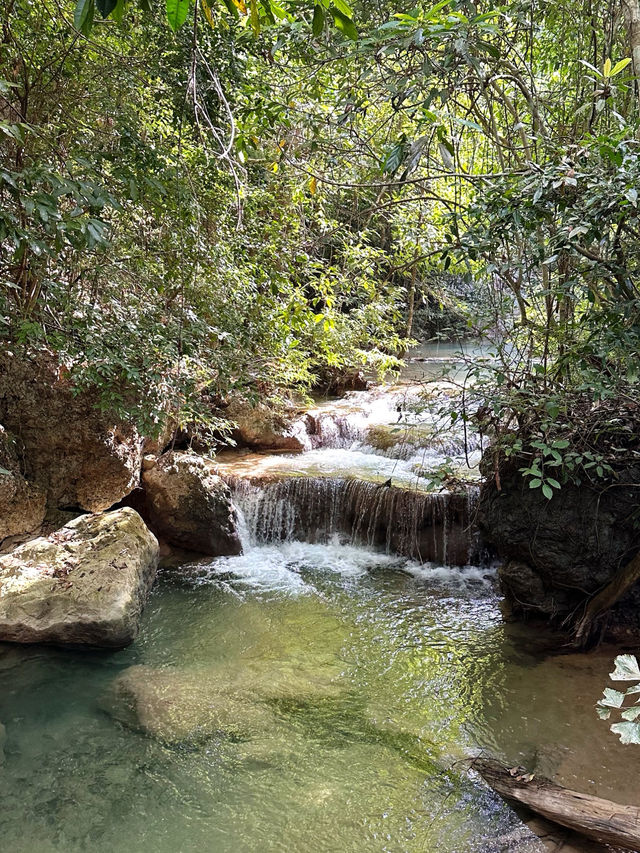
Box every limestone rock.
[477,454,640,637]
[0,426,46,544]
[0,354,143,512]
[142,452,242,555]
[225,397,310,452]
[103,665,276,743]
[0,508,158,647]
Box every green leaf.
[249,0,260,34]
[332,0,352,16]
[529,478,542,488]
[0,466,11,476]
[166,0,190,31]
[542,483,553,500]
[546,477,561,489]
[610,57,631,77]
[312,3,324,36]
[74,0,95,35]
[96,0,117,17]
[331,7,357,39]
[611,721,640,744]
[610,654,640,681]
[112,0,125,22]
[382,139,407,175]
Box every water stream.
[0,343,637,852]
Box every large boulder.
[0,507,158,647]
[225,397,310,452]
[477,456,640,637]
[0,426,46,544]
[141,452,242,555]
[0,353,143,512]
[102,665,277,744]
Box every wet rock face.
[0,355,143,512]
[141,452,242,556]
[477,460,640,632]
[0,508,158,647]
[0,426,46,544]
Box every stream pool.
[0,537,636,852]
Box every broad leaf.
[74,0,95,35]
[166,0,190,31]
[611,57,632,77]
[96,0,117,18]
[621,706,640,721]
[332,0,352,17]
[610,654,640,681]
[312,4,324,36]
[331,8,357,40]
[600,687,626,708]
[611,721,640,744]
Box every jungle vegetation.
[2,0,640,484]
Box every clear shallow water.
[0,539,635,853]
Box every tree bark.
[623,0,640,112]
[473,757,640,851]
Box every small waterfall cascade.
[229,475,479,566]
[292,386,483,472]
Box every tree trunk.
[473,757,640,851]
[623,0,640,111]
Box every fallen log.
[472,757,640,852]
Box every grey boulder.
[0,507,158,647]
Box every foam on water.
[406,562,498,593]
[180,538,422,594]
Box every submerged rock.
[141,452,242,556]
[0,426,46,545]
[103,665,277,744]
[0,354,143,512]
[103,657,345,744]
[0,508,158,647]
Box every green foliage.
[69,0,356,38]
[597,655,640,744]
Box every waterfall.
[229,475,478,566]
